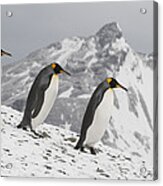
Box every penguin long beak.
[116,83,128,92]
[5,52,12,57]
[1,50,12,57]
[60,69,71,76]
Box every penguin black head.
[106,77,128,91]
[51,63,71,76]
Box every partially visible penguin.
[1,49,12,57]
[75,78,128,155]
[17,63,70,137]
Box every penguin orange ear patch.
[51,63,56,69]
[107,78,112,84]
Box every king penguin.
[17,63,70,137]
[75,78,127,155]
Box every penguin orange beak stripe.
[116,84,128,92]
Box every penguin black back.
[25,63,70,118]
[25,65,54,116]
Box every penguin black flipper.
[31,73,54,118]
[31,90,45,118]
[17,90,38,130]
[16,89,40,130]
[75,81,109,150]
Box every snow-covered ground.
[1,106,154,180]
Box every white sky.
[1,1,154,62]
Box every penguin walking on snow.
[75,78,127,155]
[17,63,70,137]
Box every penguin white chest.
[84,89,114,146]
[32,75,59,128]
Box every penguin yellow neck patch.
[107,78,112,84]
[53,74,58,78]
[51,63,56,69]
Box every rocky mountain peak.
[96,22,122,48]
[1,21,154,152]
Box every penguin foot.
[80,147,87,153]
[22,127,28,131]
[17,124,28,131]
[17,124,23,129]
[31,130,44,138]
[90,147,96,155]
[42,131,51,138]
[74,146,79,150]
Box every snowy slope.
[1,106,153,180]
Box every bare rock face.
[96,22,122,48]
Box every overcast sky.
[1,1,154,62]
